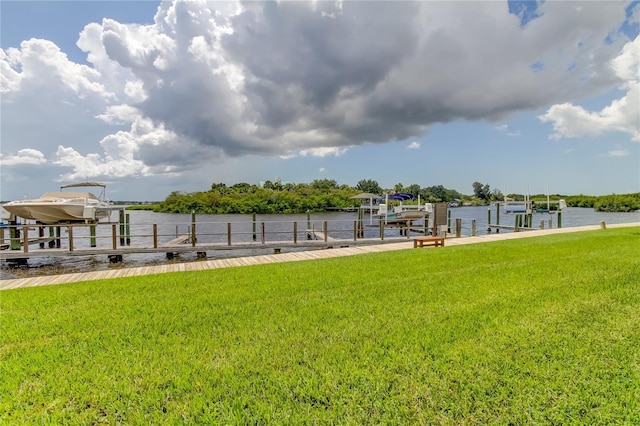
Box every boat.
[376,193,428,223]
[2,182,122,224]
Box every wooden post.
[471,219,476,236]
[447,210,451,233]
[22,225,29,253]
[487,208,491,233]
[227,223,232,246]
[496,203,500,227]
[323,221,328,242]
[10,220,20,250]
[293,222,297,244]
[379,219,384,240]
[0,227,4,246]
[455,218,462,238]
[557,211,562,228]
[600,220,607,229]
[39,225,45,249]
[48,226,55,248]
[125,214,131,246]
[112,224,117,249]
[357,206,364,238]
[153,224,158,248]
[252,213,257,241]
[90,224,97,247]
[540,220,545,230]
[514,215,520,232]
[119,210,125,246]
[353,220,357,241]
[261,222,265,244]
[68,225,74,251]
[191,212,196,247]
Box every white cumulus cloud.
[1,0,637,190]
[0,148,47,165]
[539,35,640,142]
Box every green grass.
[2,228,639,424]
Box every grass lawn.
[2,227,639,424]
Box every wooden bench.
[413,236,445,248]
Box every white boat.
[2,182,121,224]
[376,193,428,223]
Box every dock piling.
[22,225,29,253]
[153,224,158,248]
[39,225,45,249]
[191,212,196,247]
[10,220,20,250]
[125,214,131,246]
[119,210,125,246]
[252,213,257,241]
[68,225,74,251]
[90,224,97,247]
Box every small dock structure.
[1,212,426,266]
[487,200,565,233]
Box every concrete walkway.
[1,222,637,291]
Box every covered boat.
[2,182,121,224]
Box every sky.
[1,0,639,202]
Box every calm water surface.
[2,207,638,280]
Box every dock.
[2,222,637,291]
[0,216,422,264]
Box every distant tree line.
[565,193,640,212]
[504,193,640,212]
[152,179,639,214]
[156,179,473,214]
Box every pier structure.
[1,212,433,266]
[1,205,569,267]
[486,202,563,233]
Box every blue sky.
[1,0,639,201]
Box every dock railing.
[0,216,417,260]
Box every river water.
[2,206,638,280]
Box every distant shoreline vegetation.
[141,179,640,214]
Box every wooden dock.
[1,222,637,291]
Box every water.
[2,207,638,280]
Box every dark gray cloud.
[93,0,630,161]
[2,0,636,193]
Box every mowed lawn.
[1,227,639,424]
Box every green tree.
[405,184,421,198]
[472,182,491,201]
[231,183,255,193]
[210,183,229,194]
[311,179,338,191]
[356,179,382,194]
